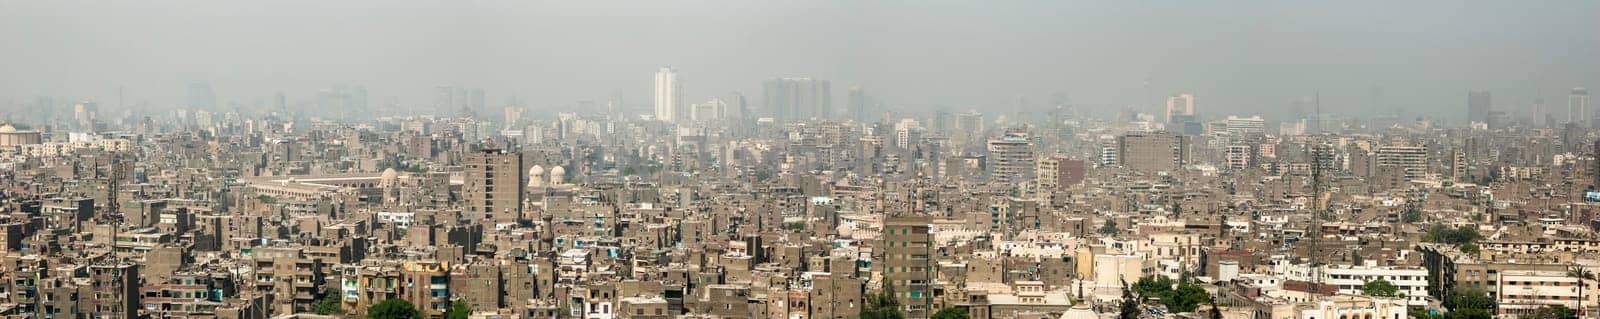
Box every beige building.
[0,124,42,146]
[464,147,526,224]
[1117,131,1186,174]
[883,216,934,319]
[987,132,1035,183]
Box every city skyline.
[4,2,1600,319]
[1,1,1597,121]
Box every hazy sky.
[2,0,1596,120]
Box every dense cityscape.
[3,2,1600,319]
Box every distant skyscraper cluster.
[186,81,217,111]
[436,85,486,118]
[1467,90,1491,124]
[763,77,832,121]
[847,86,869,123]
[318,85,368,120]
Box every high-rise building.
[73,101,96,130]
[1099,142,1120,167]
[88,262,141,318]
[894,119,922,149]
[469,88,486,117]
[1531,98,1545,127]
[1572,87,1591,126]
[654,67,683,123]
[436,85,456,117]
[1376,145,1428,181]
[1468,90,1491,124]
[1117,131,1187,174]
[186,81,217,111]
[317,85,368,120]
[1036,155,1085,193]
[955,111,984,145]
[763,77,832,121]
[273,91,287,114]
[986,131,1035,183]
[464,147,526,224]
[882,216,933,319]
[1225,116,1266,136]
[728,92,749,120]
[848,86,868,123]
[1225,145,1253,171]
[690,97,727,122]
[1164,93,1196,123]
[1451,150,1468,182]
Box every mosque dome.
[549,166,567,184]
[380,168,399,186]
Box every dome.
[529,165,545,177]
[1059,304,1097,319]
[0,124,15,133]
[380,168,399,186]
[549,166,567,184]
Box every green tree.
[861,284,904,319]
[1444,308,1491,319]
[1161,283,1212,313]
[1568,266,1596,280]
[1423,224,1484,253]
[1423,225,1481,245]
[445,301,472,319]
[1133,276,1174,298]
[1401,207,1422,223]
[312,294,344,315]
[368,299,420,319]
[1099,219,1118,236]
[1526,306,1578,319]
[931,307,969,319]
[1131,277,1209,313]
[1360,279,1399,297]
[1443,288,1495,313]
[1119,282,1140,319]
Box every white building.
[1375,146,1428,180]
[1321,264,1429,306]
[1225,116,1266,135]
[690,97,726,122]
[1297,295,1409,319]
[375,211,415,229]
[1226,145,1253,170]
[1494,270,1593,318]
[1271,260,1430,306]
[654,67,683,123]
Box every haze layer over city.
[0,1,1599,319]
[3,1,1597,121]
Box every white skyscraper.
[1572,87,1590,125]
[655,67,683,123]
